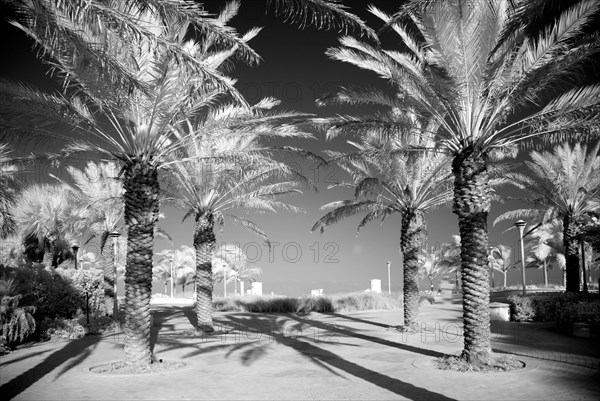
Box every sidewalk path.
[1,302,598,400]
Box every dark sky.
[1,1,594,296]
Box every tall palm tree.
[313,111,453,329]
[323,1,600,364]
[155,246,195,297]
[494,142,600,292]
[164,99,313,332]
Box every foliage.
[1,294,36,343]
[211,292,402,314]
[556,301,600,333]
[2,264,80,323]
[419,291,436,305]
[508,292,600,322]
[55,267,106,316]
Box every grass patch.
[89,359,186,375]
[436,354,524,372]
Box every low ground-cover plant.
[508,292,600,322]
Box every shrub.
[1,294,36,343]
[508,292,600,322]
[556,301,600,335]
[419,291,436,305]
[55,267,106,317]
[332,292,402,313]
[297,296,334,314]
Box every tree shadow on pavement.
[0,335,101,400]
[324,312,394,328]
[218,313,457,401]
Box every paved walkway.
[1,301,599,400]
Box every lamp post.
[71,242,80,269]
[387,261,391,295]
[514,220,527,296]
[108,231,121,320]
[223,263,228,298]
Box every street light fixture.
[108,231,121,320]
[71,242,80,269]
[514,220,527,296]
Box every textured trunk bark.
[563,214,580,292]
[122,158,159,366]
[400,209,425,329]
[102,240,115,316]
[194,211,215,332]
[503,272,507,288]
[452,147,492,365]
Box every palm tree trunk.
[122,159,159,366]
[102,240,116,316]
[452,148,492,365]
[194,211,215,332]
[503,272,507,288]
[563,214,580,292]
[543,260,548,287]
[400,209,425,329]
[581,239,588,293]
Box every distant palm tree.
[313,111,453,329]
[437,235,462,292]
[524,219,566,287]
[164,98,313,332]
[59,162,125,314]
[488,245,516,289]
[419,251,442,292]
[213,243,263,296]
[323,1,600,364]
[495,143,600,292]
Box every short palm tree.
[437,235,462,292]
[164,99,313,332]
[155,246,195,297]
[213,243,263,296]
[13,183,82,267]
[312,111,453,329]
[494,142,600,292]
[324,1,600,364]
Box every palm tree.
[488,245,516,289]
[524,219,566,287]
[0,144,23,239]
[212,243,263,296]
[419,250,442,292]
[323,1,600,364]
[164,98,313,332]
[313,110,453,329]
[438,235,462,293]
[59,162,125,315]
[155,246,195,297]
[13,183,82,267]
[494,143,600,292]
